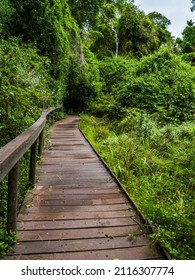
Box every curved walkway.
[7,116,168,260]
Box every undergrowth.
[80,113,195,260]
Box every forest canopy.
[1,0,194,126]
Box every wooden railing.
[0,105,63,231]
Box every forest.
[0,0,195,259]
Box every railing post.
[29,140,37,187]
[38,129,44,157]
[7,161,19,232]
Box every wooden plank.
[37,178,116,185]
[37,171,110,176]
[40,167,107,171]
[18,210,135,221]
[23,198,127,207]
[8,235,154,255]
[17,217,138,231]
[34,184,119,190]
[6,246,163,260]
[17,225,143,241]
[19,204,131,215]
[20,204,131,214]
[39,175,113,181]
[38,163,104,167]
[34,183,119,190]
[25,188,121,196]
[24,192,123,200]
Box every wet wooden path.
[7,116,168,260]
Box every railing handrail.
[0,105,62,182]
[0,105,63,231]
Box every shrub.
[115,48,195,123]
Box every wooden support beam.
[29,140,37,187]
[7,162,19,232]
[38,129,44,157]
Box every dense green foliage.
[116,48,195,123]
[8,0,83,91]
[0,0,83,147]
[176,20,195,55]
[118,4,161,57]
[63,51,101,111]
[80,114,195,259]
[89,49,195,124]
[0,38,54,146]
[0,0,195,259]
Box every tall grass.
[80,113,195,259]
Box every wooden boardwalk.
[7,116,167,260]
